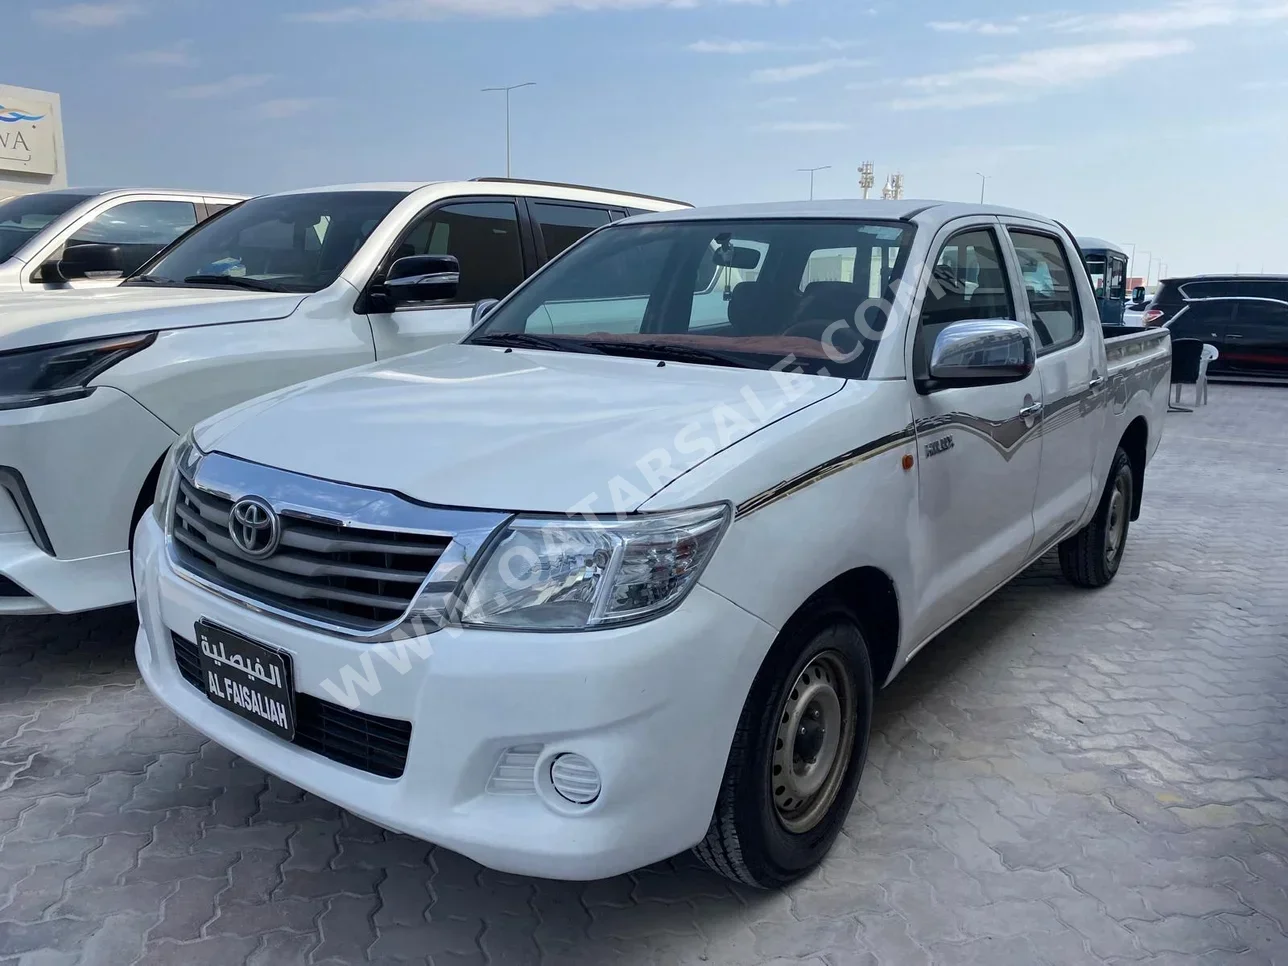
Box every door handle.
[1019,402,1043,420]
[1089,373,1107,389]
[1227,333,1244,340]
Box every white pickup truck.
[135,200,1171,888]
[0,178,685,615]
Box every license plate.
[195,621,295,741]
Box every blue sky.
[11,0,1288,276]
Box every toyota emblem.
[228,497,281,559]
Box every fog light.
[550,754,601,805]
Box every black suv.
[1145,275,1288,379]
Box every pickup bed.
[134,200,1170,888]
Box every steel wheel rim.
[771,650,857,834]
[1106,474,1129,563]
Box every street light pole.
[975,172,989,203]
[481,82,536,178]
[797,165,831,200]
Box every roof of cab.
[621,199,1059,229]
[1077,235,1127,255]
[23,186,246,200]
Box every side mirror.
[471,298,500,325]
[1131,286,1147,304]
[51,243,127,281]
[928,319,1035,385]
[383,255,459,305]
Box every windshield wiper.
[470,332,601,353]
[182,274,285,293]
[582,340,747,369]
[122,274,173,286]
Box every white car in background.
[0,178,687,615]
[0,188,245,294]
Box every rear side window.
[1180,279,1238,300]
[395,201,525,303]
[532,203,612,261]
[1008,230,1082,352]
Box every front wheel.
[694,604,874,888]
[1059,447,1135,588]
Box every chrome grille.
[170,476,451,632]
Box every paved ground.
[2,384,1287,966]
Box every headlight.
[456,504,731,631]
[0,332,157,411]
[151,430,197,527]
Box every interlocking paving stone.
[1,384,1286,964]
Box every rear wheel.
[1059,447,1135,588]
[694,603,873,888]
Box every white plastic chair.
[1197,344,1219,406]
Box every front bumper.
[134,514,776,880]
[0,386,176,614]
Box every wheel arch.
[780,566,902,689]
[1118,416,1149,521]
[129,447,169,551]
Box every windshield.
[0,191,94,262]
[128,190,409,293]
[466,219,916,377]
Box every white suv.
[0,178,688,615]
[0,188,245,294]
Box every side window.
[917,228,1015,366]
[801,247,856,289]
[1085,254,1107,298]
[393,201,524,303]
[1109,256,1127,300]
[1181,280,1237,300]
[1237,279,1288,302]
[1008,230,1082,352]
[1171,300,1234,340]
[1234,301,1288,330]
[532,203,612,261]
[64,200,198,275]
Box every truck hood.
[195,343,845,513]
[0,286,308,352]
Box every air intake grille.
[172,632,412,779]
[170,477,450,631]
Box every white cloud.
[124,40,196,67]
[753,120,848,132]
[758,95,799,106]
[294,0,791,21]
[33,1,142,27]
[751,58,863,83]
[890,39,1192,109]
[1051,0,1288,33]
[254,98,330,119]
[928,19,1023,34]
[688,38,774,53]
[169,74,274,100]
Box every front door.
[1228,291,1288,377]
[1006,226,1098,550]
[907,223,1043,645]
[366,199,531,359]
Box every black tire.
[694,602,874,888]
[1059,446,1135,589]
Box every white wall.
[0,84,67,201]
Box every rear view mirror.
[384,254,460,305]
[49,243,127,281]
[927,318,1035,386]
[712,245,761,270]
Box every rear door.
[364,197,534,359]
[1167,291,1235,374]
[1005,224,1098,550]
[1228,283,1288,376]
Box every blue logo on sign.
[0,106,45,123]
